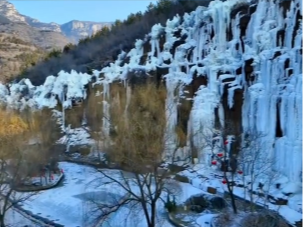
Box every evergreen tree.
[63,43,75,53]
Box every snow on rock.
[0,70,92,109]
[196,214,218,227]
[57,126,94,147]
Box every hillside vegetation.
[14,0,211,85]
[0,33,45,82]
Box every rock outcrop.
[60,20,112,43]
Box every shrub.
[240,211,289,227]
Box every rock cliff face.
[0,0,111,81]
[0,1,68,82]
[0,0,69,49]
[0,0,301,185]
[0,33,45,82]
[0,0,111,43]
[60,20,112,43]
[0,0,26,22]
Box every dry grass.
[85,84,104,132]
[240,211,289,227]
[213,209,235,227]
[0,110,28,139]
[214,210,289,227]
[107,82,167,172]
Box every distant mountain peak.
[0,1,112,43]
[60,20,112,43]
[0,0,26,23]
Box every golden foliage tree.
[22,108,62,166]
[0,111,28,140]
[0,109,38,227]
[0,110,29,162]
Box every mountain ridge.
[0,0,111,82]
[60,20,112,43]
[1,0,112,43]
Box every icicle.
[124,85,131,119]
[218,103,225,127]
[284,1,298,49]
[102,81,111,137]
[102,100,110,137]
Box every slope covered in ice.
[0,0,301,210]
[0,70,91,110]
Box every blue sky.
[9,1,157,24]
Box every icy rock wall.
[95,0,301,182]
[0,0,301,182]
[0,70,92,110]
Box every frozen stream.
[13,162,202,227]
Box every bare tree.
[238,130,277,211]
[197,121,239,214]
[85,82,187,227]
[197,119,281,216]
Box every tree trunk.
[149,201,156,227]
[224,170,237,214]
[228,187,238,214]
[0,214,5,227]
[250,181,255,211]
[140,200,152,227]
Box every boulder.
[190,205,204,213]
[69,145,91,156]
[168,164,186,173]
[275,198,288,206]
[207,186,217,194]
[209,197,227,209]
[174,174,190,183]
[186,194,209,208]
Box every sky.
[9,1,158,24]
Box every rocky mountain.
[0,0,112,43]
[0,1,64,81]
[0,0,111,82]
[0,0,69,49]
[0,33,45,82]
[60,20,112,43]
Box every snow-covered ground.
[178,164,302,226]
[19,162,108,227]
[17,162,204,227]
[5,208,41,227]
[13,161,301,227]
[196,214,218,227]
